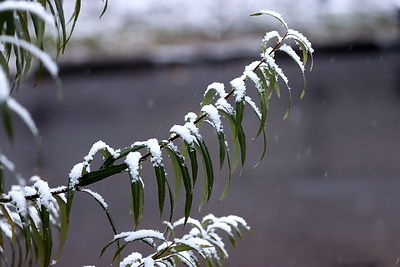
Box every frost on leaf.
[262,53,289,90]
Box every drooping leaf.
[1,102,13,143]
[130,179,144,228]
[53,195,67,261]
[154,165,167,217]
[164,144,193,222]
[250,10,288,30]
[194,136,214,207]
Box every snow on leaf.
[279,44,305,73]
[262,30,282,44]
[201,104,223,133]
[33,179,52,211]
[0,36,58,78]
[251,10,288,30]
[144,138,163,167]
[0,153,15,172]
[80,189,108,209]
[262,53,290,90]
[125,151,144,186]
[170,125,195,145]
[68,162,84,189]
[230,77,246,103]
[184,112,197,123]
[243,61,263,93]
[6,98,39,136]
[245,96,261,119]
[215,97,234,115]
[114,229,165,243]
[8,190,27,218]
[0,1,54,26]
[120,252,143,267]
[287,29,314,54]
[0,68,9,103]
[205,82,227,98]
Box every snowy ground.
[61,0,400,64]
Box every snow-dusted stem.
[0,29,292,204]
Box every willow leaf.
[100,0,108,18]
[53,0,67,53]
[235,100,245,136]
[250,10,288,30]
[154,165,166,217]
[39,206,52,267]
[185,142,198,185]
[195,136,214,207]
[53,195,67,261]
[164,146,182,206]
[164,145,193,222]
[0,205,15,243]
[254,69,269,137]
[130,180,144,228]
[66,0,81,44]
[29,217,45,267]
[1,103,14,143]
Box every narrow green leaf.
[218,110,239,172]
[29,216,45,267]
[154,165,166,217]
[54,195,67,261]
[66,0,81,44]
[219,143,232,201]
[39,206,52,267]
[1,102,13,143]
[228,234,237,249]
[195,136,214,207]
[100,0,109,18]
[53,0,67,53]
[78,163,128,187]
[100,144,145,169]
[165,147,182,205]
[164,145,193,223]
[130,180,144,228]
[217,131,226,169]
[0,205,15,243]
[185,143,198,185]
[254,69,269,137]
[235,101,245,136]
[250,10,288,30]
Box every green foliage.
[0,2,313,266]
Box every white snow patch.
[205,82,227,98]
[125,151,144,186]
[216,97,234,115]
[145,138,163,167]
[69,162,84,189]
[245,96,261,119]
[84,140,115,162]
[0,68,9,103]
[230,77,246,102]
[80,189,108,209]
[8,190,27,217]
[243,61,263,93]
[120,252,143,267]
[184,112,197,123]
[115,229,164,243]
[170,125,195,145]
[201,105,223,133]
[34,179,52,211]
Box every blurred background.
[2,0,400,266]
